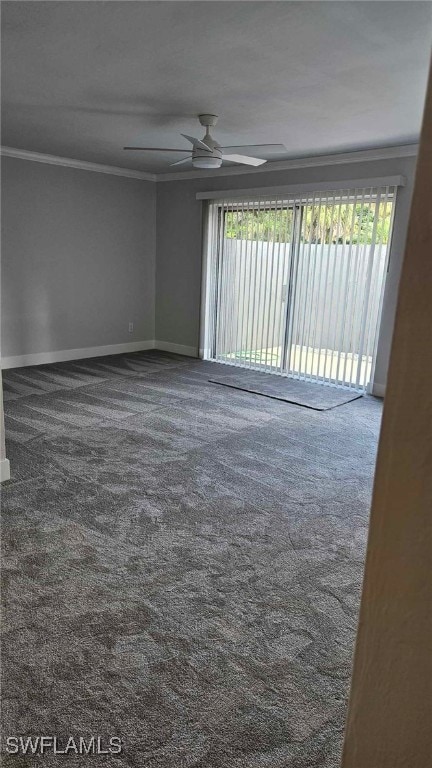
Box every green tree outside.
[224,201,392,245]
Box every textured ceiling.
[2,1,432,174]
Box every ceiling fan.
[124,114,286,169]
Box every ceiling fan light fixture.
[192,156,222,169]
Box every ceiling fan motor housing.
[192,125,223,168]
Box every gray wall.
[1,156,156,358]
[156,157,416,389]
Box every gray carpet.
[1,351,382,767]
[209,370,362,410]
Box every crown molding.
[1,143,418,184]
[0,146,157,182]
[155,144,419,182]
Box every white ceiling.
[2,1,432,175]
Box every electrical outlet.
[128,322,134,333]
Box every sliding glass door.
[203,185,396,392]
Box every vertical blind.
[203,185,396,391]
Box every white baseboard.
[0,339,200,370]
[0,458,11,483]
[372,382,386,398]
[1,340,155,370]
[154,340,198,357]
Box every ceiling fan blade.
[221,143,287,154]
[123,147,192,152]
[169,157,193,167]
[180,134,212,152]
[223,154,267,167]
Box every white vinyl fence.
[215,238,388,388]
